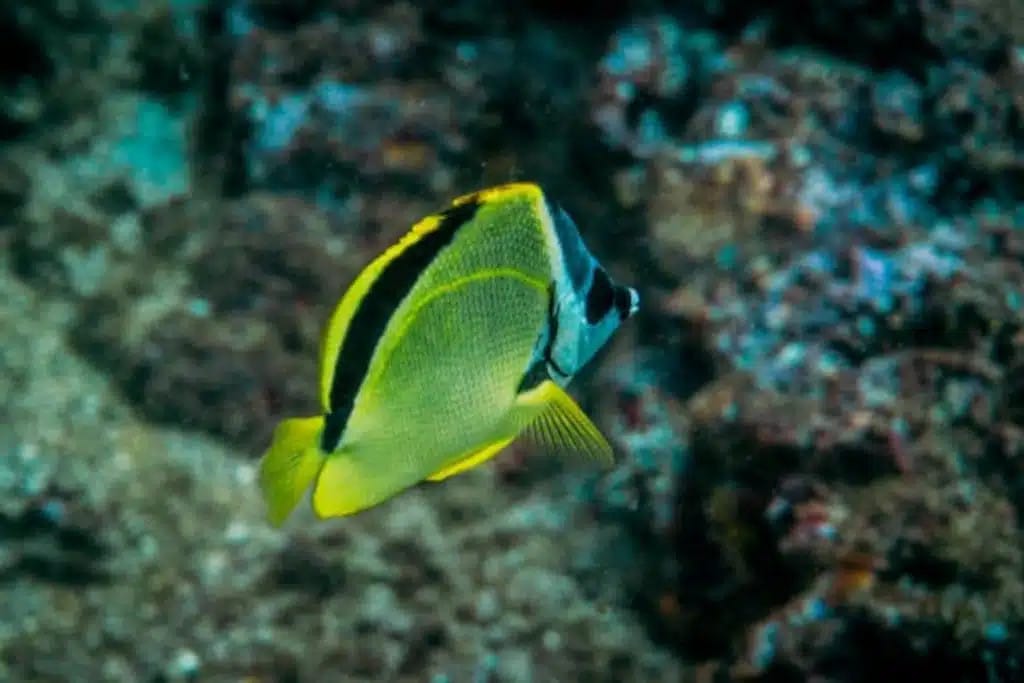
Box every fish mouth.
[628,287,640,316]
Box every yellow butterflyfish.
[258,182,639,524]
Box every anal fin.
[426,437,514,482]
[514,380,615,466]
[313,450,400,518]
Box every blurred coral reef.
[1,0,1023,681]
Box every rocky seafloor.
[2,1,1024,681]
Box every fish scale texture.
[333,195,552,507]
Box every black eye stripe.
[585,268,615,324]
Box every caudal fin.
[258,416,326,526]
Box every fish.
[258,182,639,524]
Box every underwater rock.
[130,5,202,95]
[0,158,31,214]
[0,1,106,140]
[633,208,1024,671]
[582,11,1024,678]
[598,12,1021,262]
[5,88,192,300]
[619,335,1024,677]
[0,1,202,143]
[201,2,473,200]
[0,444,111,587]
[693,0,1022,71]
[69,193,369,451]
[196,0,616,220]
[11,200,113,296]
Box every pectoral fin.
[425,437,514,482]
[514,380,615,466]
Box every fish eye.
[585,268,615,324]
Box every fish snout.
[614,284,639,320]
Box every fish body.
[259,182,638,524]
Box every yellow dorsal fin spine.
[452,182,543,208]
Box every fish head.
[548,265,638,383]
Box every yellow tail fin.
[258,416,326,526]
